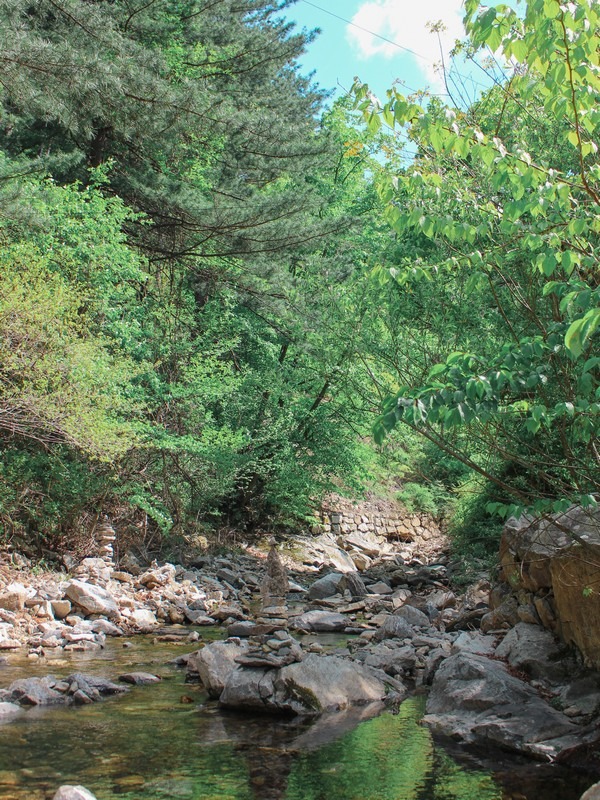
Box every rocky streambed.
[0,519,599,799]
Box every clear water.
[0,636,594,800]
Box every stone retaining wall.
[319,493,441,544]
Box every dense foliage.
[0,0,598,559]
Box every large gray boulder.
[188,640,249,698]
[495,622,576,683]
[219,654,387,716]
[64,580,119,618]
[424,652,577,758]
[289,610,348,632]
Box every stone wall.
[319,493,442,545]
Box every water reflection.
[0,639,594,800]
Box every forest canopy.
[0,0,597,561]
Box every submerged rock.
[53,787,98,800]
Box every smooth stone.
[53,786,98,800]
[118,672,161,685]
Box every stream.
[0,633,593,800]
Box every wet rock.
[119,672,161,685]
[4,677,65,706]
[424,652,577,759]
[66,673,128,701]
[0,702,24,721]
[64,580,119,619]
[289,610,348,633]
[53,786,98,800]
[495,622,577,683]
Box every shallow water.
[0,635,595,800]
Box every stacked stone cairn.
[259,542,289,626]
[97,518,116,571]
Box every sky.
[283,0,491,107]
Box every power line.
[299,0,432,63]
[296,0,492,92]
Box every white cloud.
[347,0,465,90]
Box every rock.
[189,640,249,698]
[307,573,344,600]
[73,558,111,584]
[51,600,72,620]
[580,782,600,800]
[479,597,519,632]
[495,622,576,683]
[139,563,176,589]
[393,605,431,628]
[119,672,161,685]
[5,677,65,706]
[53,786,98,800]
[128,609,158,628]
[373,615,413,642]
[451,631,496,657]
[227,621,279,638]
[0,702,24,721]
[289,610,348,633]
[219,653,387,716]
[367,581,393,595]
[64,580,119,618]
[66,673,128,701]
[362,643,417,676]
[261,545,289,608]
[424,652,577,759]
[0,583,27,612]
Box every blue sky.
[282,0,506,109]
[284,0,469,103]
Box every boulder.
[219,653,387,716]
[53,787,98,800]
[4,677,65,706]
[64,581,119,618]
[289,610,348,633]
[188,640,249,698]
[373,615,413,642]
[307,572,366,600]
[393,605,431,628]
[119,672,161,685]
[128,608,158,628]
[424,652,577,759]
[495,622,576,683]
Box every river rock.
[53,786,98,800]
[119,672,161,685]
[495,622,576,683]
[424,652,577,758]
[0,583,28,612]
[373,615,413,642]
[128,608,158,628]
[64,580,119,618]
[0,702,24,720]
[189,640,249,698]
[289,610,348,632]
[4,677,65,706]
[307,572,366,601]
[393,605,431,628]
[219,653,387,716]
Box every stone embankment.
[1,504,600,799]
